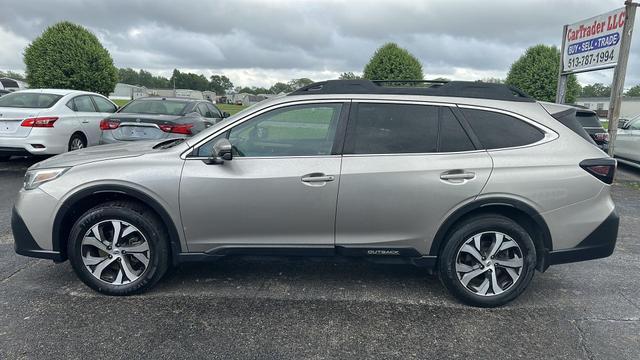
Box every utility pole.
[555,25,569,104]
[608,0,638,156]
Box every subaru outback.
[12,80,618,307]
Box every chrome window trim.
[181,99,348,160]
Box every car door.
[70,95,102,146]
[615,120,640,160]
[335,101,493,255]
[91,95,117,144]
[179,101,347,253]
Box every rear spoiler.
[539,102,596,145]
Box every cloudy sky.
[0,0,637,88]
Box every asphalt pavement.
[1,157,639,359]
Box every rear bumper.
[12,207,64,261]
[0,131,68,155]
[544,210,619,269]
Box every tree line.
[11,20,640,101]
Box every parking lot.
[0,158,639,359]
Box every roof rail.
[288,79,535,102]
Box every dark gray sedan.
[100,97,229,144]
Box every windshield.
[119,99,190,115]
[0,92,63,108]
[575,112,603,128]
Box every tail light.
[100,119,120,130]
[594,132,609,142]
[159,123,193,135]
[580,158,616,184]
[21,117,58,128]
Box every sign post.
[608,1,637,156]
[556,1,638,156]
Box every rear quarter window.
[461,108,545,149]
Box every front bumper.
[12,207,64,261]
[543,210,619,269]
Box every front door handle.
[301,173,335,183]
[440,171,476,181]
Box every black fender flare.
[52,184,183,264]
[428,197,553,256]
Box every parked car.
[573,107,609,150]
[0,89,11,97]
[0,89,117,161]
[100,97,230,144]
[614,117,640,167]
[13,80,618,307]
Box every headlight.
[23,168,69,190]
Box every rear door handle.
[82,120,89,124]
[440,171,476,181]
[301,173,335,183]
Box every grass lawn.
[217,104,247,115]
[112,99,131,108]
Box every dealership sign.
[562,7,626,74]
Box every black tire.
[67,201,169,295]
[68,133,86,151]
[438,214,536,307]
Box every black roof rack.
[288,79,535,102]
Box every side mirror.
[222,111,231,118]
[204,138,233,165]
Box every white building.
[148,88,204,100]
[109,83,148,100]
[0,78,28,91]
[575,96,640,119]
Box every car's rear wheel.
[68,133,86,151]
[67,201,169,295]
[438,214,536,307]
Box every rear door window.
[460,108,544,149]
[439,108,475,152]
[73,96,97,112]
[197,103,213,118]
[346,103,439,154]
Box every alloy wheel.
[80,220,151,285]
[69,137,84,151]
[454,231,524,296]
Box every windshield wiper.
[153,138,185,149]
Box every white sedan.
[0,89,117,161]
[614,117,640,167]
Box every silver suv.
[12,80,618,307]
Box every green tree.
[338,72,362,80]
[626,84,640,97]
[505,44,579,103]
[287,78,314,90]
[581,83,611,97]
[363,43,423,81]
[209,75,234,95]
[24,21,117,95]
[270,82,293,94]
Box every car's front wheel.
[67,201,169,295]
[438,214,536,307]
